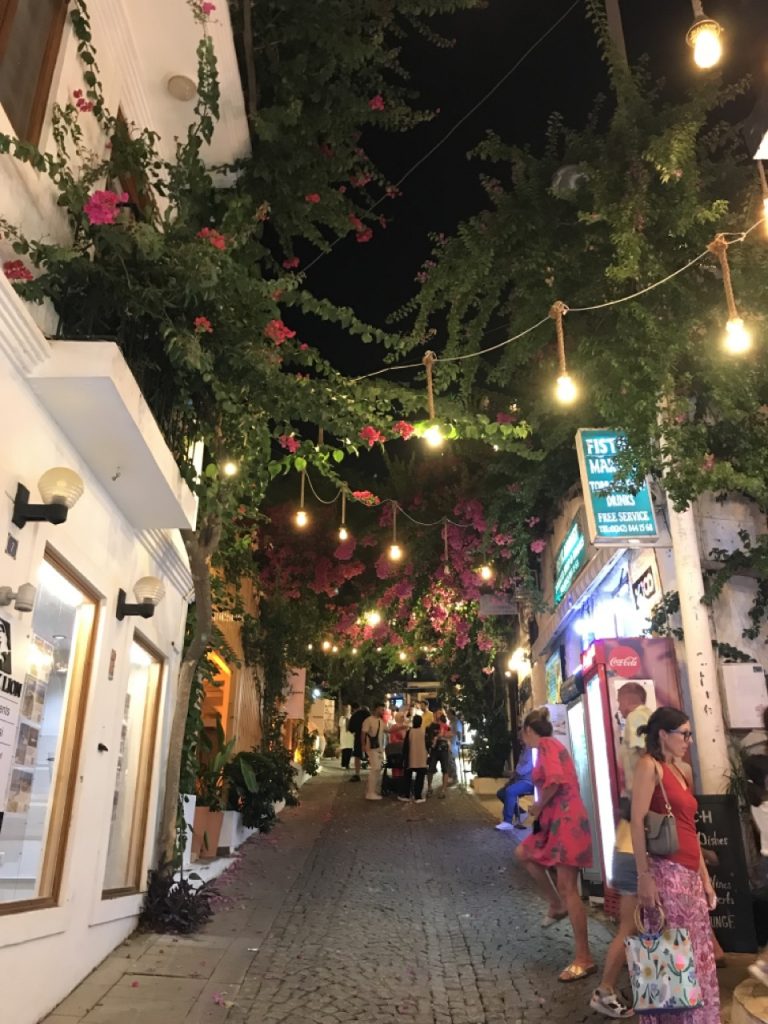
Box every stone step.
[733,979,768,1024]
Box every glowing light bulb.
[365,610,382,627]
[295,508,309,528]
[555,373,577,404]
[723,317,752,354]
[398,651,407,662]
[338,525,349,541]
[423,424,444,448]
[388,543,403,561]
[322,640,331,651]
[222,460,238,477]
[351,647,358,655]
[478,564,494,581]
[687,19,722,69]
[307,643,313,651]
[331,645,338,653]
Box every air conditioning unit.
[720,662,767,729]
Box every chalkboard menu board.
[696,794,757,953]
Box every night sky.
[305,0,768,376]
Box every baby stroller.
[381,741,405,797]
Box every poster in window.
[0,617,11,676]
[6,768,32,813]
[20,676,46,724]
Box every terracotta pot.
[198,808,224,859]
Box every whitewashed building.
[0,2,248,1021]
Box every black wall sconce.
[116,576,165,621]
[12,467,85,530]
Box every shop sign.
[576,428,658,545]
[545,648,564,703]
[0,619,21,813]
[554,516,587,606]
[696,794,757,952]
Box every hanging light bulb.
[708,234,754,356]
[331,645,338,654]
[423,423,445,448]
[478,564,494,582]
[388,503,403,561]
[555,373,578,404]
[322,640,331,651]
[723,317,751,354]
[550,301,578,404]
[351,647,358,655]
[307,643,313,651]
[338,487,349,542]
[686,3,723,69]
[398,650,407,662]
[295,470,309,527]
[365,610,382,627]
[222,460,239,477]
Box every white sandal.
[589,987,634,1019]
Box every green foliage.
[195,717,237,811]
[224,748,299,831]
[140,868,216,935]
[705,530,768,641]
[300,730,320,777]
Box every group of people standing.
[513,704,720,1022]
[338,700,462,802]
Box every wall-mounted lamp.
[12,467,84,530]
[116,576,165,621]
[0,583,36,613]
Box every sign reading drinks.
[576,429,658,544]
[554,516,587,606]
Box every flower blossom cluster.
[193,316,213,334]
[359,426,385,447]
[3,260,33,282]
[351,490,380,506]
[196,227,226,250]
[264,319,296,346]
[278,435,300,454]
[83,190,129,226]
[73,89,94,113]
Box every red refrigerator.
[578,637,683,896]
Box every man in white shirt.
[362,703,386,801]
[617,682,651,795]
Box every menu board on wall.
[697,794,758,953]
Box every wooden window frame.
[102,634,164,899]
[0,548,99,917]
[0,0,68,144]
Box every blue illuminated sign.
[576,429,658,545]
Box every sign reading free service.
[576,429,658,544]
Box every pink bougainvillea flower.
[196,226,226,250]
[530,538,547,554]
[348,213,364,232]
[193,315,213,333]
[83,189,129,226]
[393,420,414,440]
[2,259,33,282]
[264,319,296,345]
[359,426,384,447]
[496,411,514,423]
[200,1,216,13]
[355,228,374,244]
[299,343,309,351]
[525,516,540,527]
[350,173,372,188]
[702,453,716,472]
[368,95,385,111]
[351,489,381,506]
[278,434,300,454]
[282,256,300,269]
[304,193,321,204]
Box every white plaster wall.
[0,334,191,1021]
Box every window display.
[0,559,96,907]
[103,639,162,894]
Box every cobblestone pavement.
[226,768,615,1024]
[43,766,748,1024]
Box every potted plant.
[192,721,236,859]
[225,747,299,834]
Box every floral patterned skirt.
[643,858,719,1023]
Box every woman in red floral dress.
[516,707,595,983]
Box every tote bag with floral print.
[625,907,703,1014]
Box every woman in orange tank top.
[630,707,719,1023]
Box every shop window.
[103,638,163,895]
[201,653,231,739]
[0,0,68,143]
[0,557,97,911]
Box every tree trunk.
[156,517,222,868]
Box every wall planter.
[192,806,224,860]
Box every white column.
[666,499,729,792]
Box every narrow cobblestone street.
[42,767,748,1024]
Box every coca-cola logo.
[608,645,641,678]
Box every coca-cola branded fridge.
[575,637,683,889]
